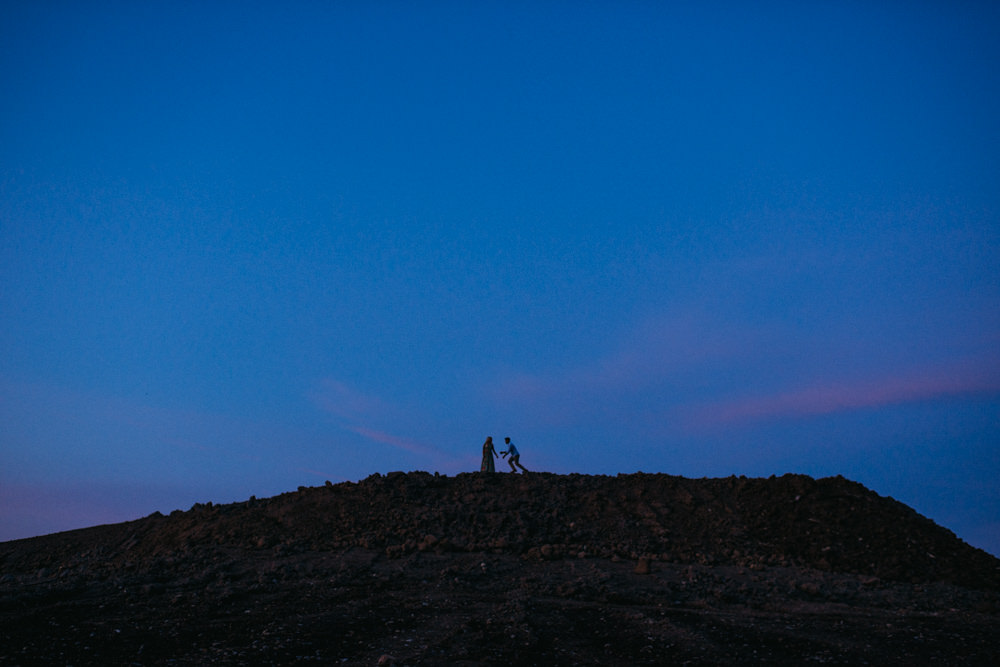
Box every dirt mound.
[6,472,995,587]
[2,472,998,664]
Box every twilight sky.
[2,2,998,555]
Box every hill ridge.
[3,471,997,589]
[4,471,1000,664]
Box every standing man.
[501,437,529,473]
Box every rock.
[799,582,821,596]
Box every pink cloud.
[310,378,464,470]
[349,426,433,456]
[491,310,756,406]
[684,360,1000,428]
[348,426,469,473]
[311,378,390,421]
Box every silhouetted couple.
[480,436,529,473]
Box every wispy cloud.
[681,359,1000,429]
[0,376,323,482]
[310,377,461,468]
[349,426,436,456]
[490,310,756,409]
[484,309,1000,439]
[311,378,390,421]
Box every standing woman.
[481,436,498,472]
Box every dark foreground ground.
[2,472,998,665]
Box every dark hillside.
[2,472,998,665]
[6,472,993,587]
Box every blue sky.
[2,1,998,556]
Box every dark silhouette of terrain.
[2,472,998,664]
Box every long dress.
[481,440,496,472]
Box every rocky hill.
[2,472,999,665]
